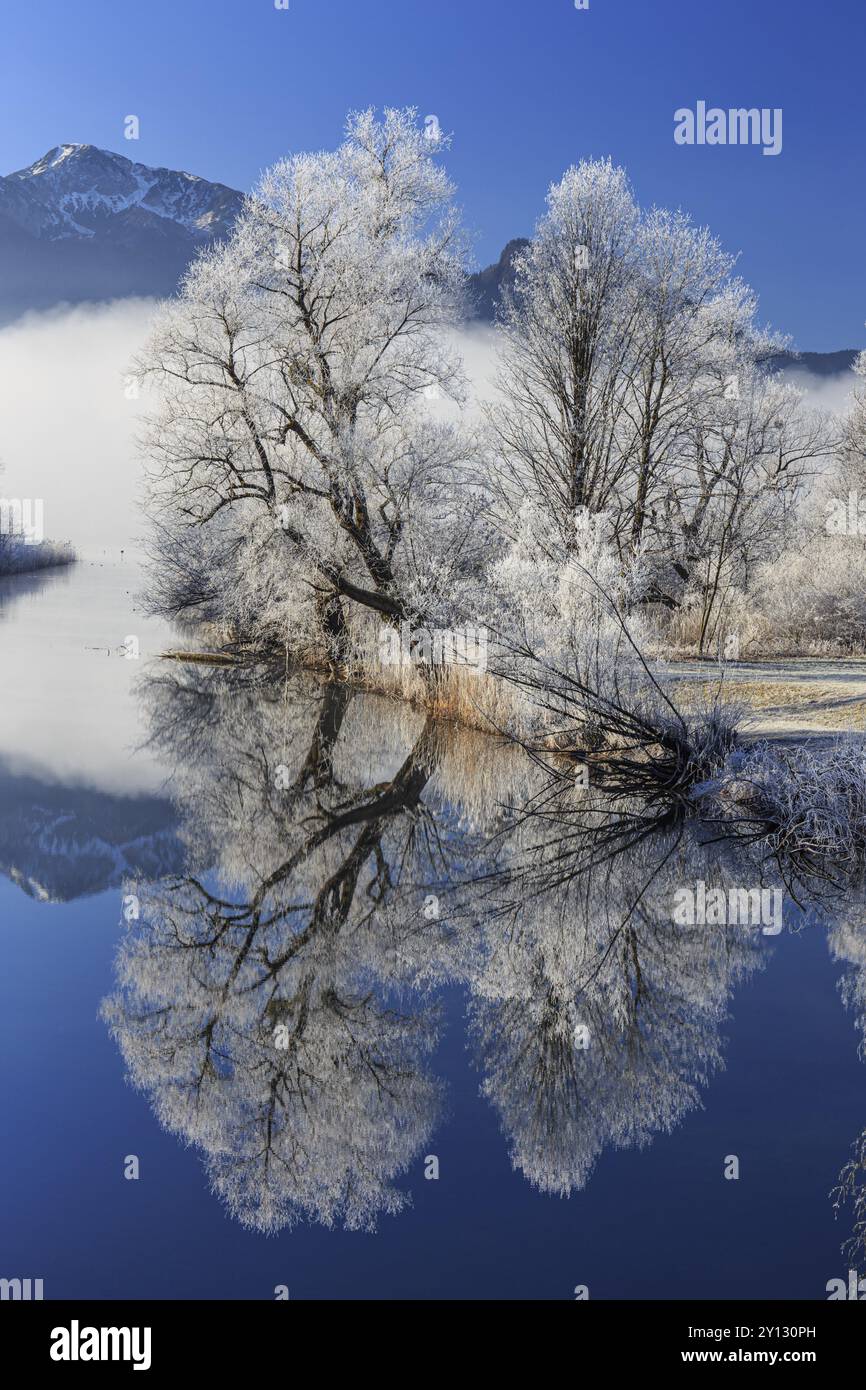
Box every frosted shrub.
[0,535,75,577]
[490,501,653,729]
[755,537,866,654]
[721,737,866,878]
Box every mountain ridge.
[4,143,242,241]
[0,144,859,374]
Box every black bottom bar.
[2,1298,861,1374]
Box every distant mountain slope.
[0,143,244,320]
[769,349,860,377]
[466,238,530,322]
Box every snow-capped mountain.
[0,143,244,319]
[3,143,242,241]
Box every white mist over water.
[0,299,158,559]
[0,560,174,794]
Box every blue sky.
[1,0,863,349]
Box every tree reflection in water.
[101,666,866,1254]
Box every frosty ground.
[670,658,866,739]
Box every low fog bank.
[780,366,859,417]
[0,306,858,559]
[0,299,158,558]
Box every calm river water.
[1,561,865,1299]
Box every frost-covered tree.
[485,159,639,548]
[647,370,829,650]
[138,108,487,663]
[484,159,830,653]
[729,354,862,655]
